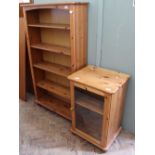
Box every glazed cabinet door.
[74,87,104,141]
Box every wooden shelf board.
[28,23,70,30]
[37,80,70,101]
[35,96,71,120]
[33,61,71,77]
[31,43,71,56]
[75,91,103,115]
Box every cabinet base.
[71,127,122,151]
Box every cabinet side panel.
[106,82,128,146]
[70,81,76,129]
[101,95,112,148]
[70,5,88,71]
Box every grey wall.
[34,0,135,133]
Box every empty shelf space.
[28,23,70,30]
[33,61,71,77]
[37,80,70,101]
[75,91,104,115]
[31,43,71,56]
[35,95,71,120]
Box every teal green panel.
[101,0,135,133]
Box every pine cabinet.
[68,65,130,151]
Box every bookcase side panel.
[70,4,88,71]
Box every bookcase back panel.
[33,68,45,83]
[39,9,70,24]
[43,52,71,67]
[28,27,41,44]
[28,27,70,47]
[27,10,39,24]
[31,49,43,64]
[47,92,70,106]
[41,29,70,47]
[36,88,71,119]
[45,72,70,88]
[26,9,70,25]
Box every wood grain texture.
[43,52,71,67]
[35,95,71,120]
[41,28,71,47]
[19,17,26,101]
[28,23,70,30]
[39,9,70,25]
[46,72,70,88]
[68,65,130,94]
[31,43,71,56]
[33,61,71,77]
[70,81,75,130]
[37,80,70,101]
[70,4,88,71]
[106,82,129,147]
[23,2,88,11]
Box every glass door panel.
[75,87,104,140]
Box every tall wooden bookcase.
[23,3,88,120]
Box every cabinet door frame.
[70,81,112,147]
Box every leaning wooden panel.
[23,10,38,97]
[19,17,26,100]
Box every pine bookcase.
[23,2,88,120]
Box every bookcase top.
[22,2,88,7]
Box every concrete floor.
[19,95,135,155]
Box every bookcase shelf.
[37,80,70,101]
[75,89,103,115]
[31,43,71,56]
[28,23,70,30]
[33,61,71,77]
[36,95,71,120]
[23,3,88,120]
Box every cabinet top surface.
[68,65,130,94]
[22,2,88,8]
